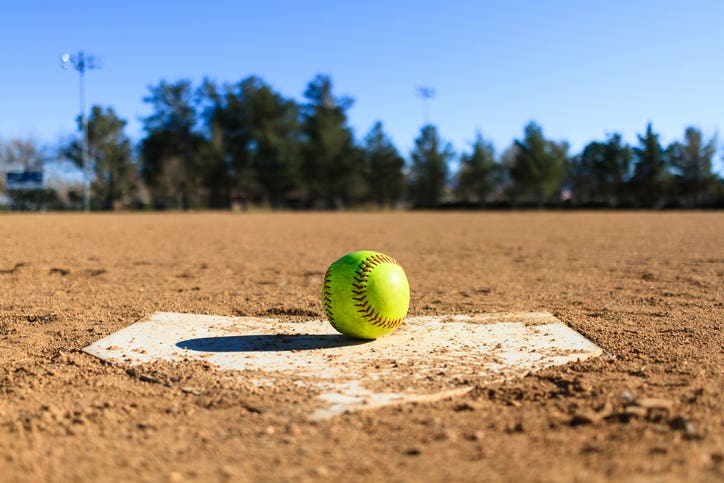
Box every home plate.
[83,312,602,420]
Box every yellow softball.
[322,250,410,339]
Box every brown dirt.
[0,212,722,482]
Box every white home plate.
[83,312,602,420]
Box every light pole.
[416,86,436,125]
[61,50,100,212]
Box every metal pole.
[61,50,99,212]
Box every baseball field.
[0,212,722,482]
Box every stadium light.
[60,50,100,212]
[416,86,436,125]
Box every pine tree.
[200,77,301,208]
[456,132,500,207]
[300,75,363,209]
[668,127,717,207]
[631,123,669,208]
[362,121,405,207]
[408,125,453,208]
[509,121,568,206]
[140,80,207,209]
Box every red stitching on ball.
[351,253,405,331]
[322,267,339,330]
[324,253,405,334]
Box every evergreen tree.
[509,121,568,206]
[201,76,301,208]
[456,132,500,206]
[598,133,633,206]
[301,75,363,209]
[195,79,232,208]
[362,121,405,207]
[140,80,207,209]
[242,78,300,207]
[631,123,669,207]
[571,133,631,206]
[408,125,453,208]
[568,145,599,205]
[667,127,717,207]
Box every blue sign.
[6,171,44,190]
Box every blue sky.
[1,0,722,164]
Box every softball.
[322,250,410,339]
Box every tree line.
[2,74,722,210]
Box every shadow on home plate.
[176,334,370,352]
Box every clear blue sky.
[1,0,722,163]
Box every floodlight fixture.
[416,86,436,99]
[416,86,436,125]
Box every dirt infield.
[1,212,722,482]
